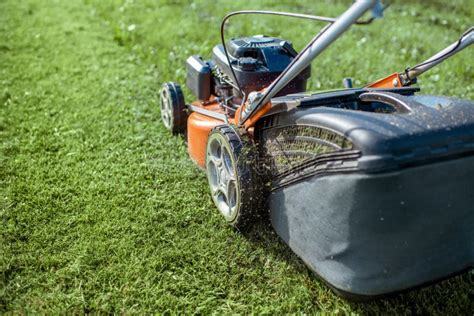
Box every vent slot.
[261,125,355,176]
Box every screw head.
[392,78,399,87]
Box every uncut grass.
[1,0,473,313]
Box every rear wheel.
[159,82,187,134]
[205,125,263,231]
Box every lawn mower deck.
[159,0,474,299]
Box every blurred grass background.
[88,0,474,99]
[1,0,473,313]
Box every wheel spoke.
[227,179,237,210]
[160,91,168,109]
[219,186,228,201]
[222,147,235,178]
[219,144,224,162]
[160,88,172,128]
[207,151,221,165]
[207,160,220,191]
[208,138,223,166]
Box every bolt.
[392,78,399,87]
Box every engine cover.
[212,35,311,96]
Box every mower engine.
[186,35,311,113]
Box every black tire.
[205,125,264,231]
[159,82,187,134]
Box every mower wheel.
[159,82,187,134]
[205,125,264,231]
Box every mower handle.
[239,0,382,126]
[400,27,474,86]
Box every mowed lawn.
[1,0,473,313]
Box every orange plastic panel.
[366,72,402,88]
[187,112,223,168]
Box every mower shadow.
[242,217,473,313]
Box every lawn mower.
[159,0,474,299]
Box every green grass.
[1,0,473,313]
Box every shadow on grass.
[242,216,473,314]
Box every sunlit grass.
[1,0,473,313]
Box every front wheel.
[205,125,264,231]
[159,82,187,134]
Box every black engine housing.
[186,35,311,101]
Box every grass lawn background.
[1,0,473,313]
